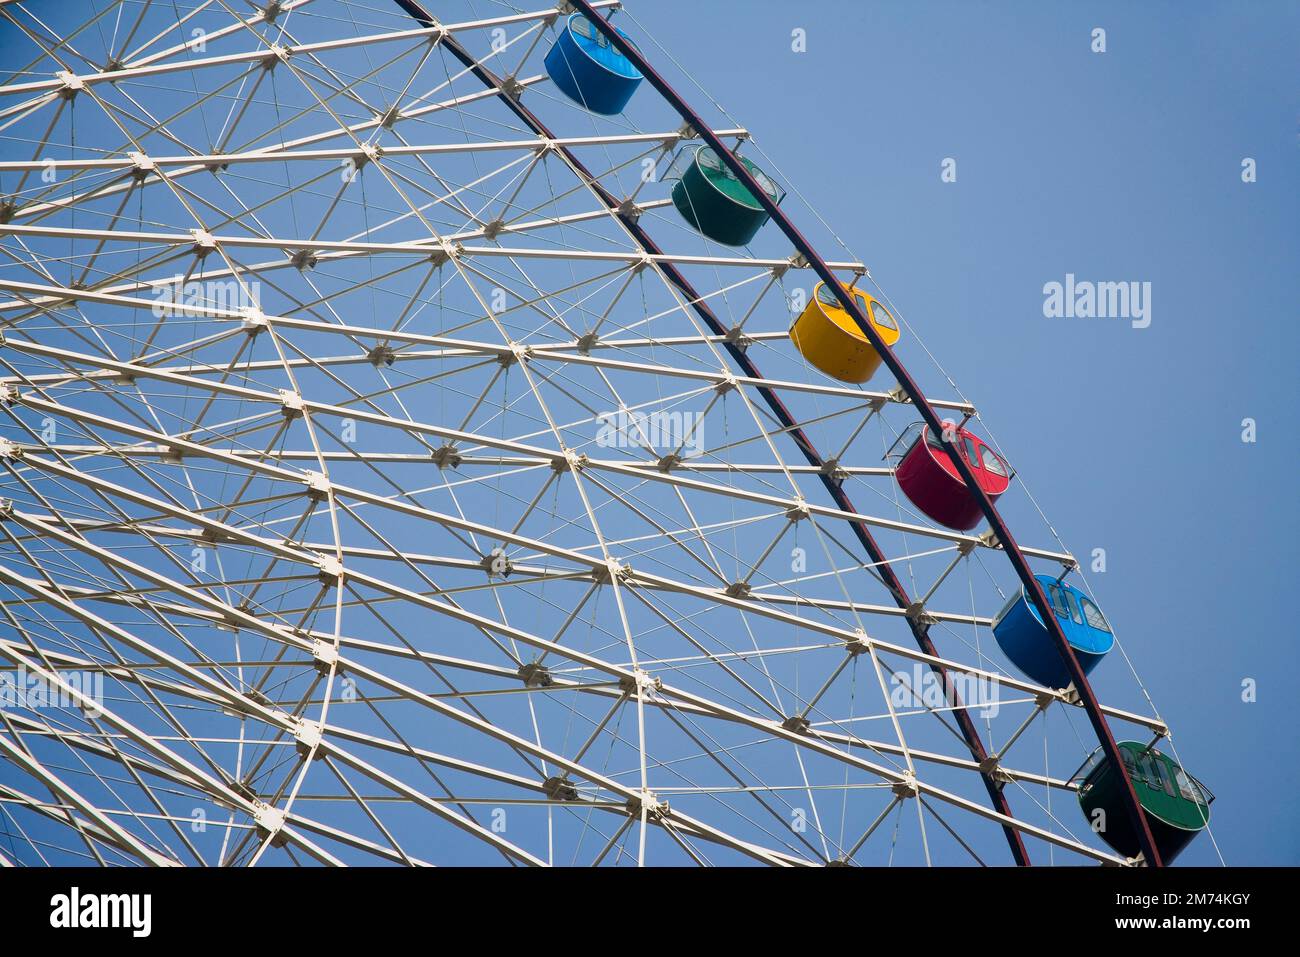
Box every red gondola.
[894,423,1011,531]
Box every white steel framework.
[0,0,1185,867]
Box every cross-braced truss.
[0,0,1175,867]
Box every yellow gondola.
[789,281,900,384]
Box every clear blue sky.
[1,0,1295,867]
[622,0,1298,864]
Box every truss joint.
[500,76,527,102]
[978,756,1013,785]
[253,802,289,847]
[481,548,513,578]
[429,241,461,266]
[619,669,662,697]
[724,581,752,599]
[550,450,587,473]
[56,71,84,100]
[616,197,642,222]
[819,457,848,484]
[590,559,629,584]
[431,444,462,469]
[316,556,344,585]
[892,774,919,799]
[625,789,668,821]
[304,470,331,501]
[129,152,157,182]
[781,714,811,735]
[352,143,382,170]
[294,718,324,758]
[723,325,752,350]
[844,631,871,656]
[311,639,339,675]
[543,775,578,802]
[519,661,553,689]
[278,389,305,418]
[262,45,292,70]
[904,601,937,625]
[190,228,216,255]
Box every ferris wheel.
[0,0,1217,867]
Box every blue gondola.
[991,575,1113,689]
[544,14,643,115]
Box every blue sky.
[0,0,1295,867]
[621,0,1299,864]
